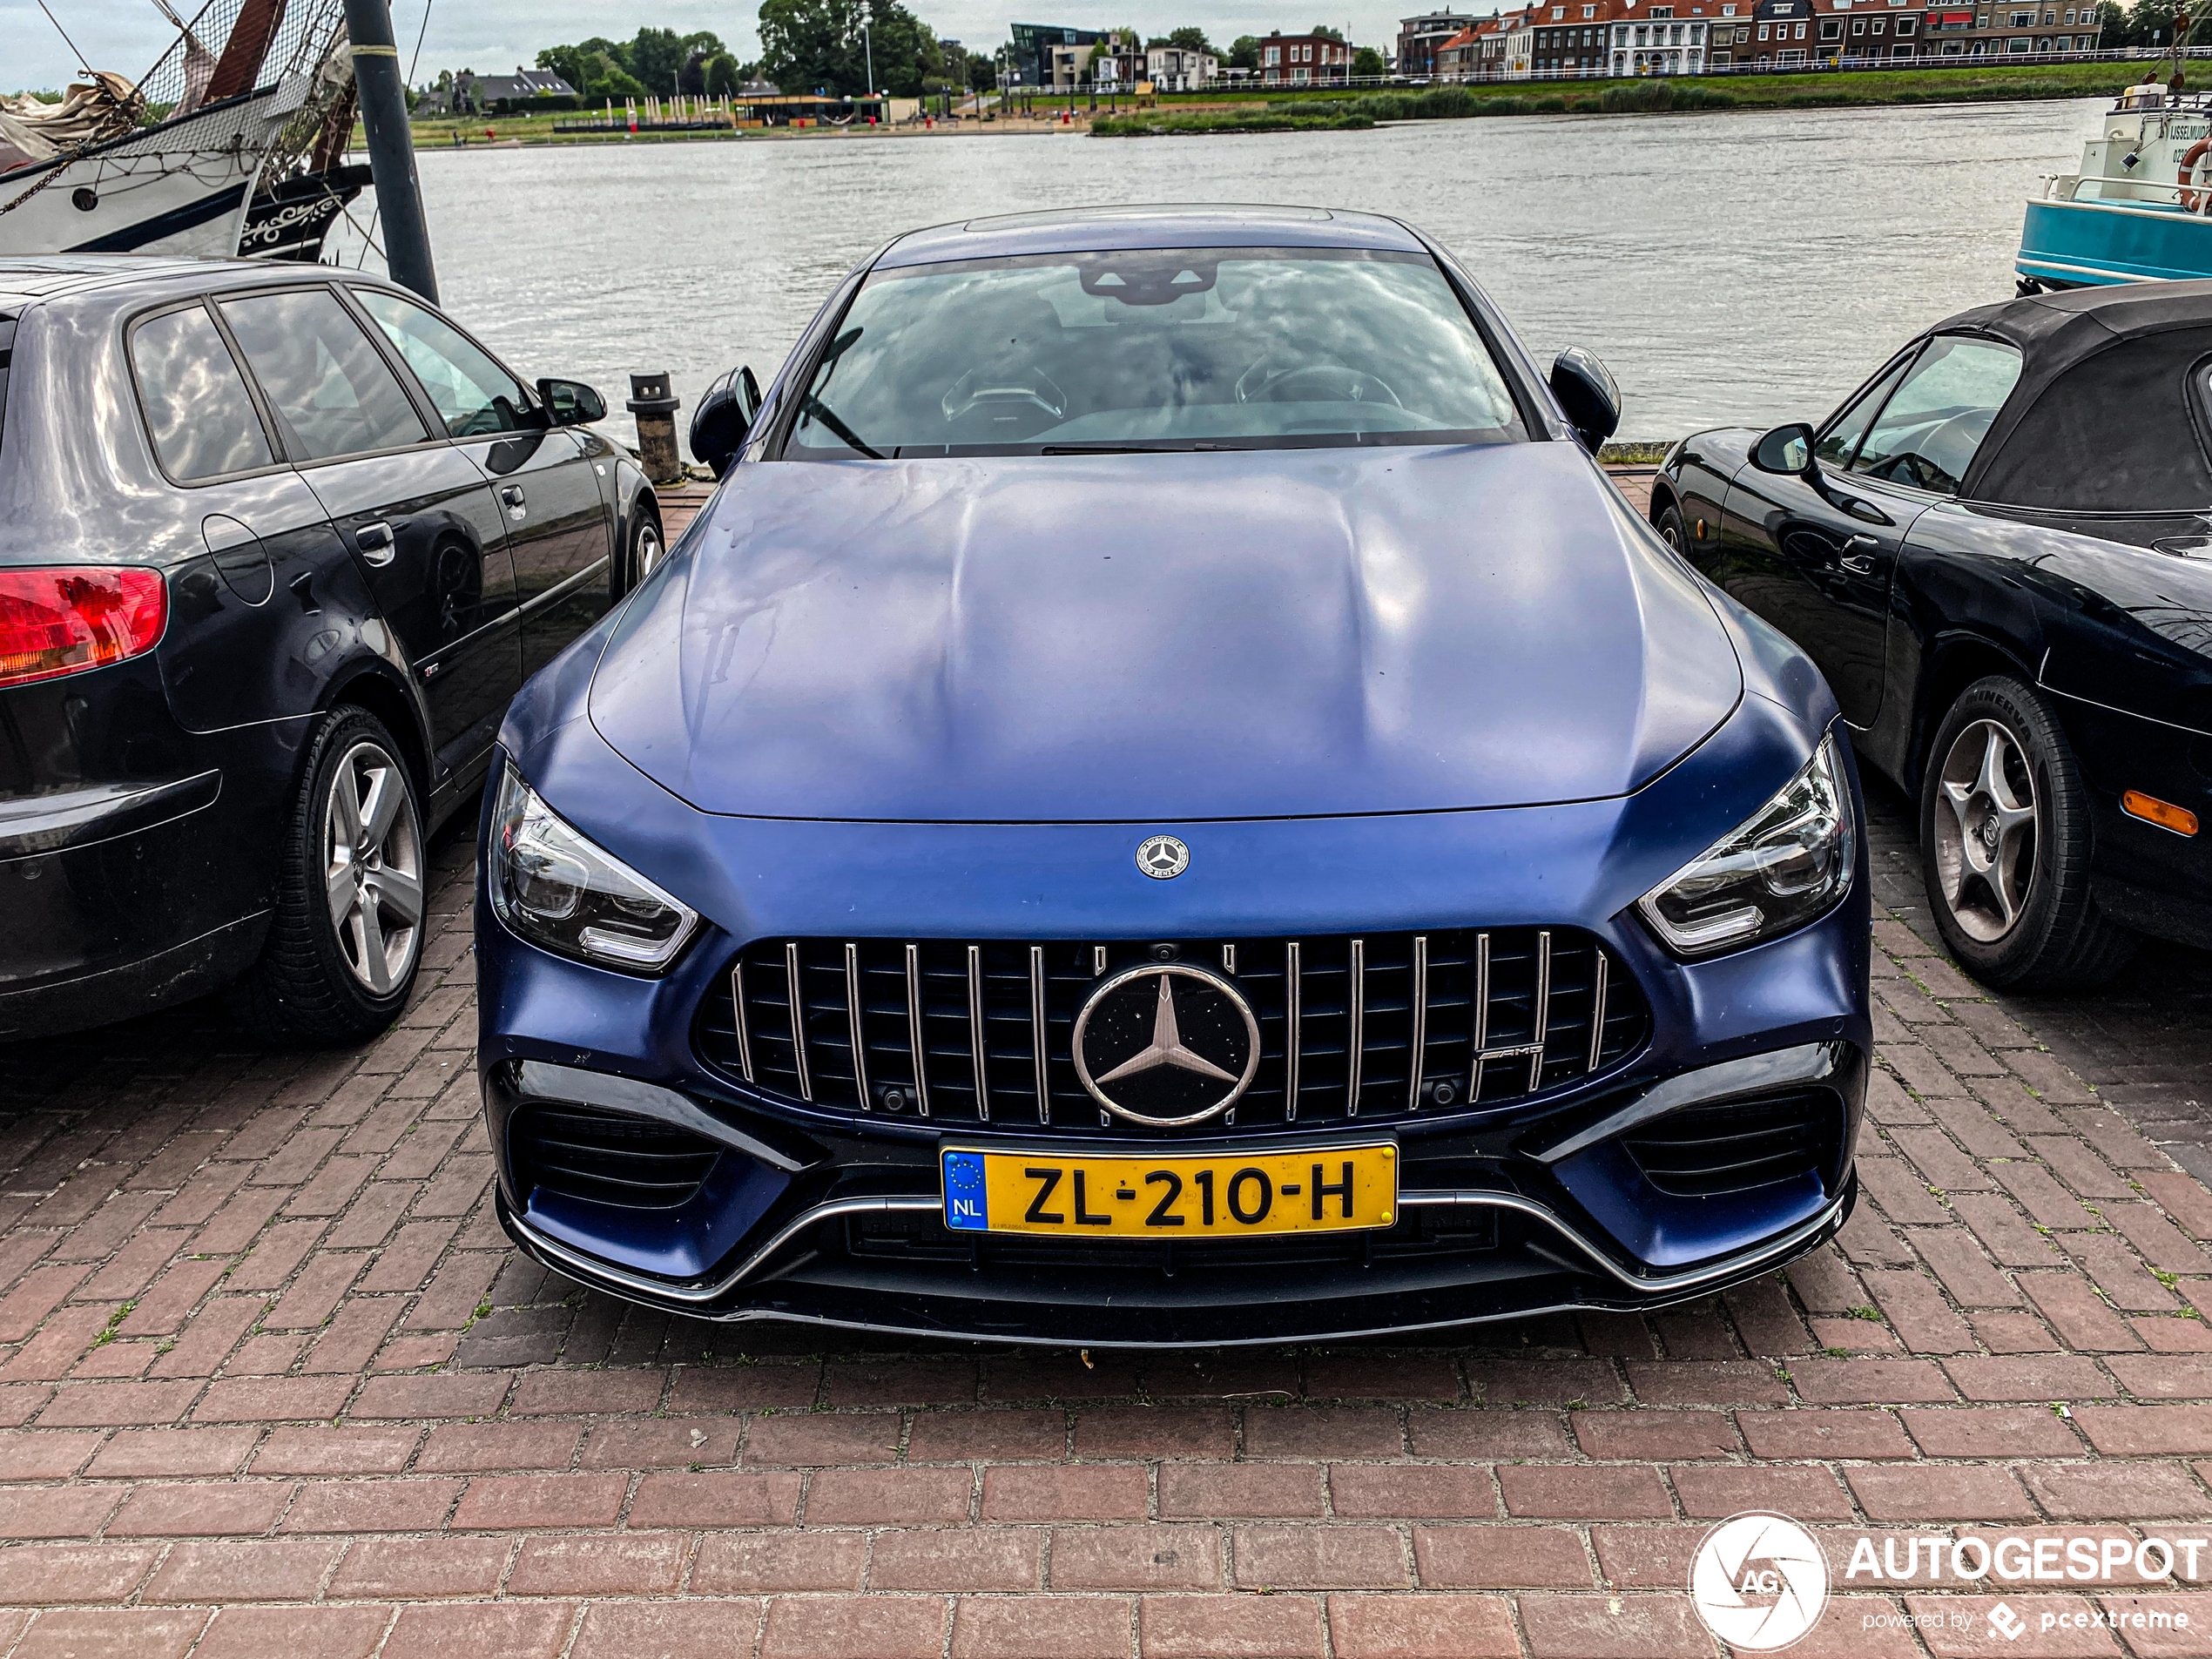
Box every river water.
[333,98,2101,446]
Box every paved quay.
[4,605,2212,1655]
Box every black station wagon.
[0,256,664,1044]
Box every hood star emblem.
[1095,972,1238,1086]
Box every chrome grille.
[697,930,1649,1131]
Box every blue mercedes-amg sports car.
[475,206,1871,1346]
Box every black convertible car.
[1653,280,2212,988]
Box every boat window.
[129,303,276,482]
[781,246,1527,460]
[1849,334,2022,494]
[354,290,530,439]
[219,288,429,462]
[1815,349,1916,469]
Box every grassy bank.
[1096,58,2132,133]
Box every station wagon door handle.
[500,485,527,516]
[1838,535,1880,577]
[355,522,396,567]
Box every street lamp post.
[861,3,877,117]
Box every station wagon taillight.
[0,567,167,689]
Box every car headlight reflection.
[1637,733,1853,957]
[489,762,698,973]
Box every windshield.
[782,246,1527,459]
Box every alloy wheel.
[635,521,664,583]
[1932,718,2039,942]
[323,740,424,995]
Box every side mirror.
[536,378,606,427]
[690,365,762,481]
[1750,422,1819,480]
[1549,347,1621,455]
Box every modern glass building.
[1007,23,1108,85]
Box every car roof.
[0,253,401,314]
[874,203,1429,269]
[1935,277,2212,370]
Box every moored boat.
[2018,78,2212,289]
[0,0,353,263]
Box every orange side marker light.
[2121,791,2199,837]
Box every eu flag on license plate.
[942,1150,988,1231]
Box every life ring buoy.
[2180,138,2212,212]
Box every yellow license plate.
[940,1144,1398,1238]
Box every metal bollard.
[627,372,684,484]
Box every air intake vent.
[509,1104,722,1210]
[1622,1090,1845,1198]
[697,930,1649,1133]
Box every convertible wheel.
[1919,675,2135,989]
[227,707,427,1044]
[1656,503,1689,555]
[616,505,664,599]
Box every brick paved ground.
[6,718,2212,1655]
[1862,773,2212,1190]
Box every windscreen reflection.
[787,247,1527,458]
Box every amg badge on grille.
[1135,834,1190,879]
[1072,963,1260,1126]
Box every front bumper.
[477,691,1871,1345]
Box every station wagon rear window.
[783,246,1527,459]
[130,304,274,482]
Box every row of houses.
[1004,24,1358,87]
[1400,0,2105,80]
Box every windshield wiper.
[801,395,882,460]
[1039,442,1252,455]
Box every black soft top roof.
[1946,280,2212,511]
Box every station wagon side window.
[217,288,429,462]
[128,302,275,482]
[1814,348,1917,469]
[352,290,529,438]
[1848,334,2023,495]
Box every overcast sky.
[6,1,1399,93]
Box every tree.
[1227,33,1262,67]
[1352,44,1385,74]
[1310,23,1345,38]
[629,26,689,92]
[755,0,946,95]
[703,52,744,94]
[963,48,996,88]
[1167,25,1217,52]
[537,37,635,94]
[2126,0,2178,45]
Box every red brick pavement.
[6,643,2212,1655]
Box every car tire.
[1656,502,1690,555]
[227,705,428,1045]
[1919,674,2136,990]
[615,502,664,599]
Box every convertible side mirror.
[1549,347,1621,455]
[536,378,605,428]
[691,365,763,481]
[1751,422,1820,481]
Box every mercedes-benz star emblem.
[1072,962,1259,1126]
[1135,835,1190,880]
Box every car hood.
[588,442,1743,822]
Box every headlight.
[1637,734,1854,957]
[489,763,698,973]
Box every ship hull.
[2017,195,2212,287]
[0,84,305,260]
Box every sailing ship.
[0,0,367,264]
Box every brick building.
[1397,9,1482,76]
[1258,29,1357,83]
